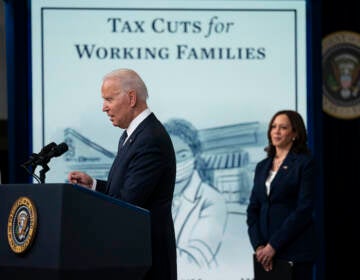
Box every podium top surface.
[0,183,149,215]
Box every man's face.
[101,78,131,129]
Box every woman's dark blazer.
[96,113,177,280]
[246,151,317,262]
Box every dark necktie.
[107,130,128,191]
[118,130,128,152]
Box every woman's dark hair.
[265,110,311,157]
[164,118,210,181]
[163,118,201,156]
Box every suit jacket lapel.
[269,152,296,196]
[258,158,273,197]
[106,113,156,192]
[122,113,155,150]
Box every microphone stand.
[38,163,50,183]
[21,154,50,184]
[21,164,41,183]
[21,142,68,183]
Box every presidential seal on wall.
[7,196,38,254]
[322,31,360,119]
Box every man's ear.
[128,90,137,107]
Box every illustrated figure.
[164,118,228,270]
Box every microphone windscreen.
[54,142,68,157]
[39,142,57,156]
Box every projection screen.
[30,0,308,279]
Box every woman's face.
[270,114,296,151]
[170,135,195,195]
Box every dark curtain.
[5,0,31,183]
[322,1,360,279]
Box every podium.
[0,183,151,280]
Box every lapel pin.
[283,165,288,169]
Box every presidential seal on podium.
[7,196,38,254]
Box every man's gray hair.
[103,68,148,101]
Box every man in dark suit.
[68,68,177,280]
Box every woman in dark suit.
[246,110,317,280]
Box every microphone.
[41,142,68,164]
[21,142,58,167]
[39,142,58,157]
[21,142,68,184]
